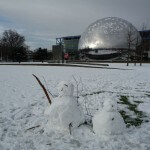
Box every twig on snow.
[25,125,40,132]
[69,123,72,135]
[72,75,84,105]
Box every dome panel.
[78,17,141,50]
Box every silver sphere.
[78,17,141,50]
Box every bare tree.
[134,35,141,66]
[126,25,136,66]
[1,29,27,61]
[2,29,25,48]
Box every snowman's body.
[93,99,126,135]
[45,81,85,131]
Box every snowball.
[93,99,126,136]
[57,81,74,97]
[103,99,117,112]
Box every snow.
[93,99,126,135]
[138,103,150,114]
[0,63,150,149]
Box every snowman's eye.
[112,105,113,107]
[64,84,68,87]
[112,118,114,121]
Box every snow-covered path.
[0,64,150,150]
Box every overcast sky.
[0,0,149,50]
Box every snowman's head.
[57,81,74,97]
[103,99,117,112]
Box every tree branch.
[32,74,52,104]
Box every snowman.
[92,99,126,136]
[44,81,85,132]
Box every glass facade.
[56,36,80,54]
[63,36,80,53]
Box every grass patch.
[145,94,150,98]
[118,95,148,127]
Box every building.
[55,35,80,59]
[139,30,150,60]
[52,18,150,61]
[52,45,63,60]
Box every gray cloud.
[0,0,149,49]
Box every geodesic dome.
[78,17,141,50]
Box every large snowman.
[92,99,126,136]
[44,81,85,132]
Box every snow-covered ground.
[0,63,150,150]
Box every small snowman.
[92,99,126,136]
[44,81,85,132]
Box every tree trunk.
[127,48,130,66]
[134,51,136,66]
[140,50,143,66]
